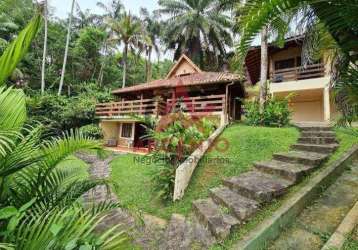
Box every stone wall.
[173,125,226,201]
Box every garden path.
[77,152,168,249]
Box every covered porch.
[100,119,152,153]
[273,87,336,122]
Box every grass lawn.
[211,127,358,249]
[57,155,89,179]
[343,226,358,250]
[110,124,300,219]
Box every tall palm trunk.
[122,43,128,88]
[146,46,152,82]
[97,42,107,86]
[58,0,75,96]
[40,0,48,95]
[259,26,269,109]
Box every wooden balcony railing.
[95,98,166,117]
[166,94,226,115]
[270,63,325,83]
[96,94,226,118]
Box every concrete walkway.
[268,157,358,250]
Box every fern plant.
[0,11,126,249]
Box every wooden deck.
[96,94,226,118]
[105,146,149,155]
[96,98,166,117]
[270,63,325,83]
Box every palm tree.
[96,0,124,20]
[107,12,143,88]
[74,3,99,29]
[157,0,233,70]
[259,26,269,108]
[40,0,48,94]
[140,8,161,82]
[96,0,124,86]
[58,0,75,96]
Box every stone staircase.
[162,124,339,249]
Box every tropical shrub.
[147,113,216,200]
[244,97,291,127]
[26,82,113,135]
[80,124,103,139]
[0,12,125,249]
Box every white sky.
[50,0,159,18]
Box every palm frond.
[0,87,26,131]
[0,13,42,85]
[235,0,358,69]
[40,130,102,171]
[0,125,42,178]
[12,205,126,250]
[0,243,14,250]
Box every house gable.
[166,54,202,79]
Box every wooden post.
[155,99,159,117]
[140,93,143,115]
[323,86,331,121]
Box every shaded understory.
[110,124,300,219]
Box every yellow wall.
[289,100,324,122]
[274,89,327,122]
[100,121,118,140]
[100,121,135,147]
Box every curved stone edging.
[173,125,226,201]
[322,200,358,250]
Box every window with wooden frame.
[274,58,295,70]
[121,123,133,138]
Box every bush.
[26,83,113,135]
[147,113,216,201]
[80,124,103,139]
[244,97,291,127]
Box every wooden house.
[245,36,337,122]
[96,54,244,152]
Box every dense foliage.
[244,97,291,127]
[0,13,125,249]
[26,83,112,135]
[158,0,233,70]
[146,113,216,200]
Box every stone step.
[296,125,332,132]
[254,160,317,182]
[223,171,294,203]
[162,213,215,250]
[162,214,191,250]
[192,198,239,239]
[301,131,336,138]
[209,186,259,221]
[291,143,339,154]
[273,150,329,166]
[298,137,338,145]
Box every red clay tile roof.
[112,72,241,94]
